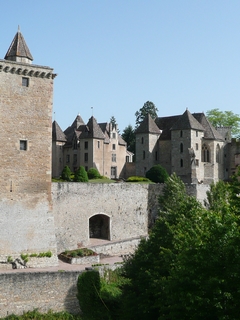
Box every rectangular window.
[22,77,29,87]
[85,166,88,172]
[143,150,145,159]
[84,153,88,162]
[112,154,116,162]
[195,159,199,166]
[112,133,116,139]
[97,141,100,148]
[155,151,158,161]
[66,154,70,163]
[20,140,27,150]
[196,143,198,150]
[84,141,88,149]
[126,156,129,163]
[196,131,198,137]
[112,144,116,150]
[73,154,77,164]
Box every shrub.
[145,164,169,183]
[87,167,101,179]
[74,166,88,182]
[126,176,150,182]
[61,165,72,181]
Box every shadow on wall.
[64,282,81,315]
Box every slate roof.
[80,116,105,139]
[192,113,224,141]
[135,114,161,134]
[155,115,180,140]
[171,109,204,131]
[5,29,33,61]
[52,121,67,142]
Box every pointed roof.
[52,121,67,142]
[171,109,204,131]
[192,113,224,140]
[5,28,33,62]
[135,114,161,134]
[80,116,105,139]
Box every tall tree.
[121,173,240,320]
[121,124,135,154]
[206,108,240,137]
[135,101,158,128]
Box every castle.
[1,29,240,269]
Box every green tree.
[121,174,240,320]
[145,164,169,183]
[74,166,88,182]
[87,167,101,179]
[206,108,240,137]
[135,101,158,128]
[121,124,135,154]
[61,165,72,181]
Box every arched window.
[202,144,210,162]
[216,144,220,163]
[180,159,183,167]
[180,143,183,153]
[89,214,110,240]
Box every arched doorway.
[89,214,110,240]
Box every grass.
[0,310,82,320]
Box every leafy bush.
[77,271,103,319]
[126,176,150,182]
[145,164,169,183]
[87,167,101,179]
[74,166,88,182]
[61,165,72,181]
[1,309,82,319]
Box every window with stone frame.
[216,144,220,163]
[180,143,183,153]
[84,153,88,162]
[66,154,70,163]
[84,141,88,149]
[202,144,210,162]
[22,77,29,87]
[20,140,27,150]
[180,159,183,167]
[112,144,116,150]
[112,154,116,162]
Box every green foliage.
[121,124,135,153]
[126,176,150,182]
[77,268,125,320]
[121,173,240,319]
[0,309,82,319]
[135,101,158,128]
[206,108,240,137]
[61,165,72,181]
[77,271,104,320]
[87,167,101,179]
[145,164,169,183]
[74,166,88,182]
[63,248,96,258]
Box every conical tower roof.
[81,116,105,139]
[171,109,204,131]
[52,121,67,142]
[135,114,161,134]
[5,27,33,63]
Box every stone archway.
[89,214,110,240]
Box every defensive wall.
[0,182,210,317]
[52,182,209,254]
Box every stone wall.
[0,271,82,318]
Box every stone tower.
[135,114,161,177]
[0,28,58,267]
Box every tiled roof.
[155,115,180,140]
[171,109,204,131]
[80,116,105,139]
[5,29,33,61]
[52,121,67,142]
[193,113,224,141]
[135,114,161,134]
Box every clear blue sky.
[2,1,240,133]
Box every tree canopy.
[121,124,135,154]
[135,101,158,128]
[206,108,240,137]
[145,164,169,183]
[121,173,240,319]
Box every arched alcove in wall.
[89,214,110,240]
